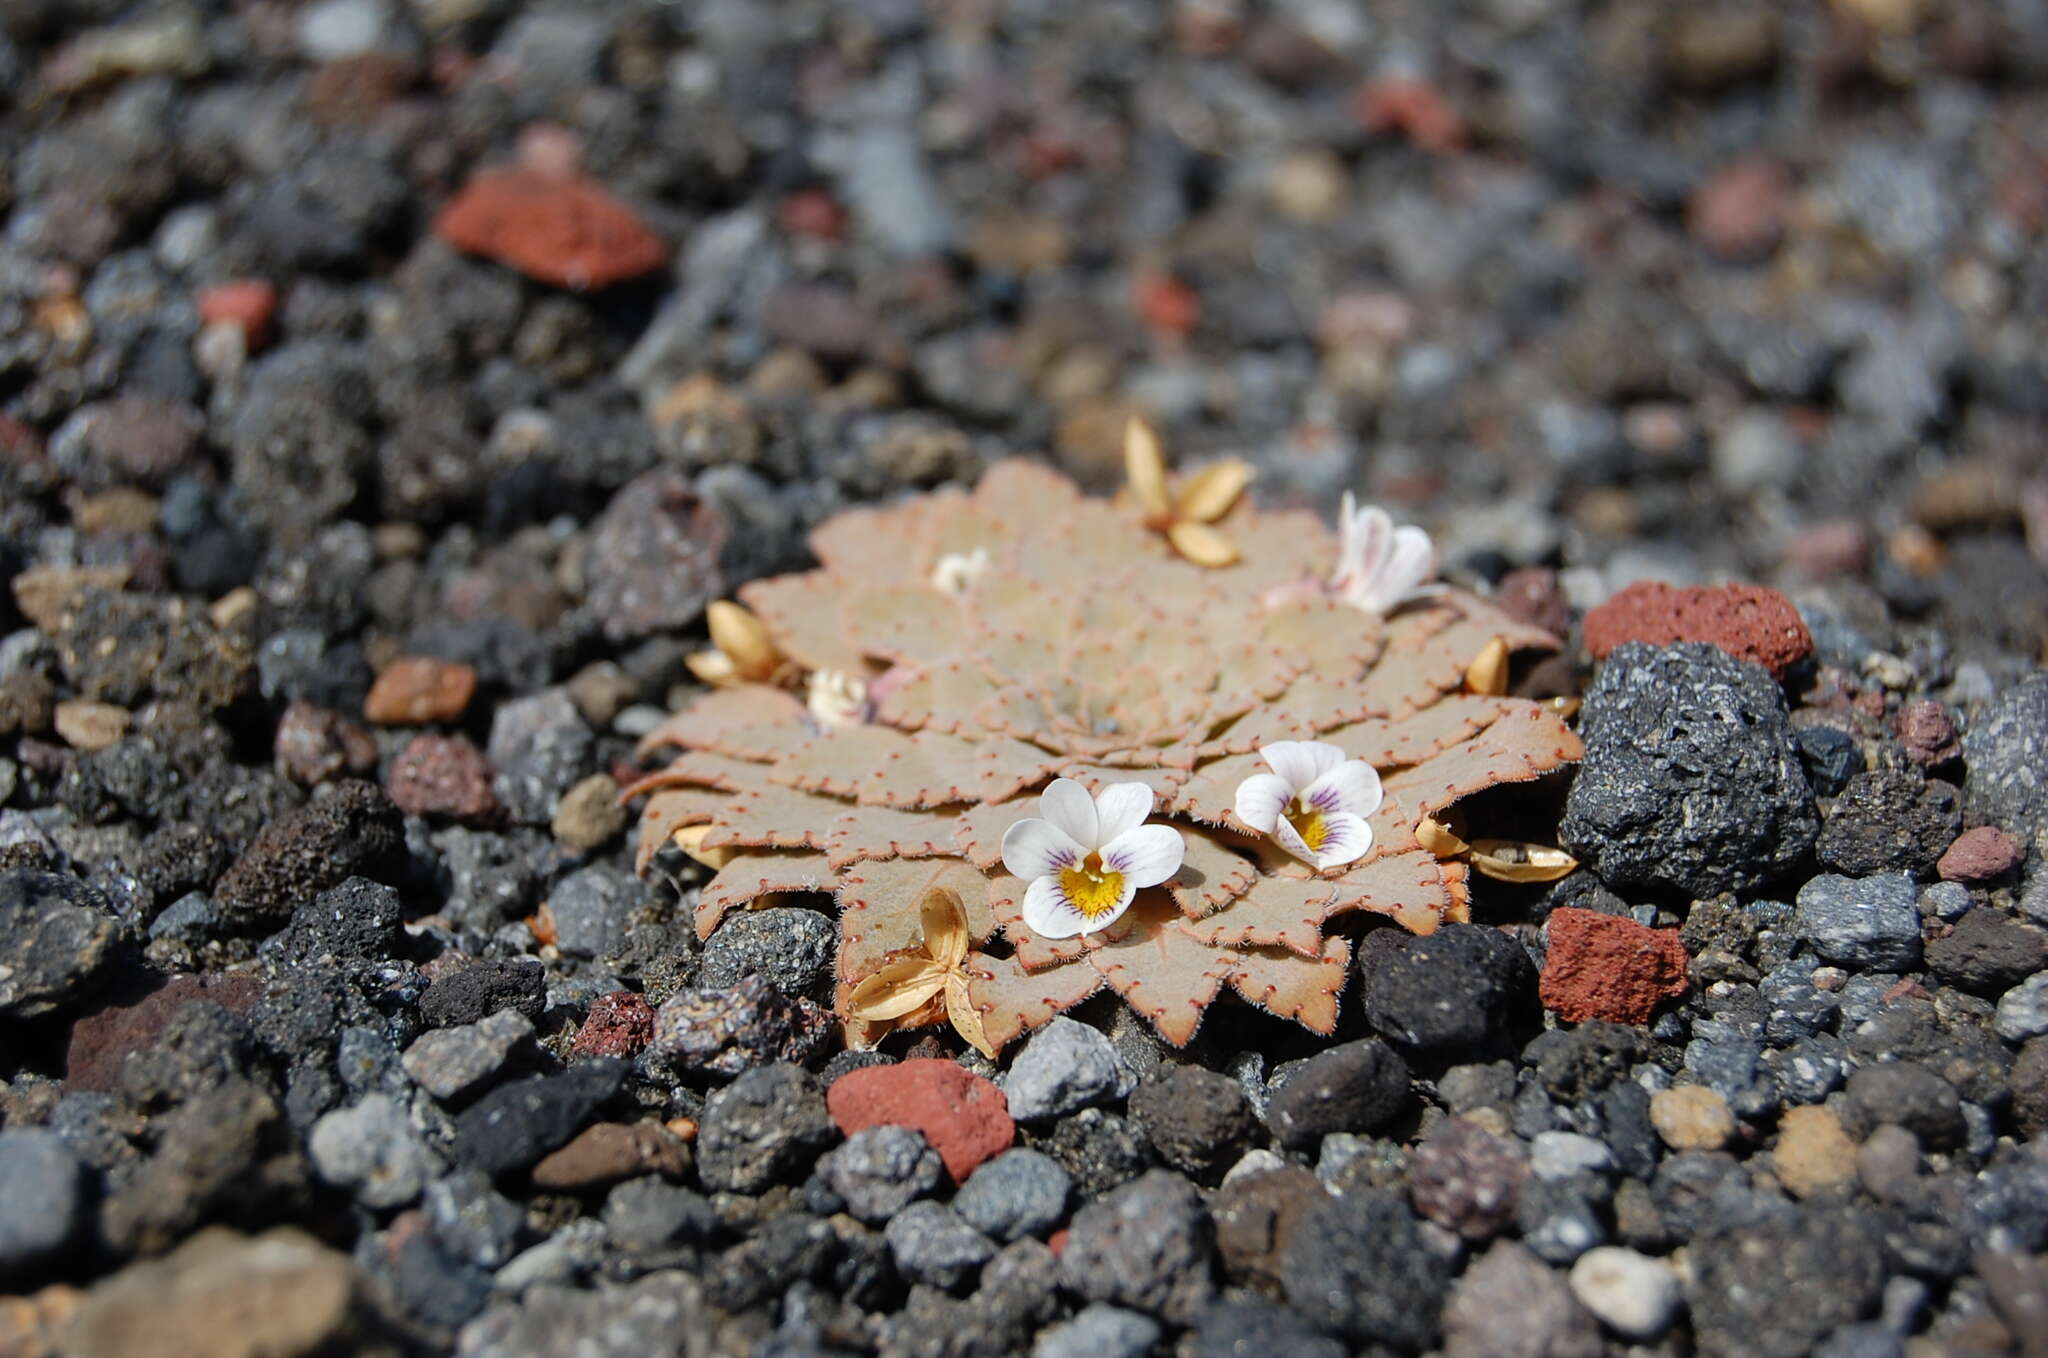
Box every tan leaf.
[1379,703,1584,820]
[1055,762,1187,802]
[1168,828,1261,920]
[844,583,967,666]
[769,725,916,800]
[962,951,1103,1054]
[632,685,808,761]
[824,802,959,869]
[1322,694,1508,768]
[1085,894,1237,1047]
[1323,848,1459,933]
[1175,459,1254,523]
[1124,417,1173,518]
[807,502,928,584]
[846,958,950,1021]
[952,795,1037,872]
[738,571,874,674]
[1166,519,1241,567]
[632,786,729,874]
[873,660,999,735]
[700,783,841,852]
[627,749,776,796]
[837,858,996,985]
[1184,875,1335,957]
[696,851,839,939]
[1227,936,1350,1034]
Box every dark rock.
[1689,1210,1887,1358]
[1126,1066,1257,1182]
[545,863,642,961]
[1058,1169,1213,1323]
[1361,921,1537,1050]
[0,870,122,1019]
[704,1211,838,1312]
[569,991,657,1061]
[486,689,595,825]
[1525,1024,1649,1102]
[1283,1189,1450,1351]
[953,1148,1070,1243]
[818,1125,945,1225]
[884,1201,996,1290]
[1517,1176,1608,1264]
[695,906,836,999]
[603,1176,718,1254]
[1184,1298,1347,1358]
[419,959,546,1029]
[1797,724,1865,798]
[1794,873,1923,971]
[581,471,727,644]
[1409,1117,1529,1241]
[1962,674,2048,869]
[1036,1303,1166,1358]
[1840,1062,1967,1150]
[1212,1165,1327,1293]
[262,876,401,967]
[425,1170,526,1268]
[99,1078,287,1255]
[50,591,251,711]
[644,974,833,1079]
[213,781,404,931]
[1816,769,1962,877]
[450,1060,627,1177]
[1561,643,1817,897]
[1925,909,2048,996]
[1265,1039,1412,1147]
[695,1063,836,1193]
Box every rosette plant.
[627,438,1579,1052]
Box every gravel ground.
[3,2,2048,1356]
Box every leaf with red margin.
[961,951,1104,1053]
[631,749,776,796]
[632,685,808,761]
[1227,936,1349,1034]
[835,857,998,985]
[1084,894,1237,1047]
[874,660,999,735]
[986,871,1089,970]
[953,794,1036,872]
[807,500,929,584]
[769,725,916,800]
[700,783,841,851]
[736,571,873,675]
[1184,875,1335,957]
[825,803,959,869]
[696,851,839,938]
[1321,695,1506,768]
[1322,848,1460,935]
[632,786,728,874]
[1168,828,1260,920]
[1378,704,1583,820]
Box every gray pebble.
[1529,1132,1615,1183]
[884,1201,996,1289]
[1031,1304,1161,1358]
[546,864,642,960]
[402,1010,535,1103]
[308,1092,439,1209]
[696,906,836,1000]
[954,1148,1071,1242]
[1795,873,1923,971]
[1002,1017,1132,1122]
[0,1129,83,1273]
[425,1169,526,1269]
[818,1126,944,1225]
[1996,974,2048,1043]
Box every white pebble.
[1530,1130,1615,1182]
[1569,1246,1683,1339]
[1996,973,2048,1043]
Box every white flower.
[1328,492,1440,614]
[1000,778,1185,938]
[1233,739,1382,871]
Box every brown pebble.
[1937,826,2024,884]
[1773,1105,1857,1198]
[386,733,498,823]
[273,701,377,787]
[1894,699,1960,767]
[552,772,626,851]
[53,699,129,752]
[363,657,477,725]
[528,1122,691,1192]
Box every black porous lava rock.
[695,1063,836,1194]
[1266,1039,1412,1147]
[1924,909,2048,997]
[1127,1066,1258,1182]
[1282,1189,1450,1351]
[1036,1109,1156,1200]
[1058,1169,1215,1324]
[1687,1210,1887,1358]
[419,959,547,1029]
[1561,643,1818,897]
[0,870,123,1020]
[1815,768,1962,877]
[451,1060,627,1177]
[1962,673,2048,869]
[212,780,404,931]
[1359,922,1537,1051]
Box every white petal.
[1021,875,1087,939]
[1380,524,1438,603]
[1310,812,1373,870]
[1270,813,1319,868]
[1354,504,1394,578]
[1037,777,1099,849]
[1233,772,1293,833]
[1260,740,1347,794]
[1101,823,1185,889]
[1302,760,1384,820]
[1092,781,1155,846]
[1087,879,1140,933]
[1001,817,1084,882]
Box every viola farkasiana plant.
[626,450,1581,1051]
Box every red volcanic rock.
[434,167,668,291]
[827,1058,1014,1183]
[197,279,279,348]
[1895,699,1961,768]
[1355,77,1467,153]
[66,974,264,1091]
[1938,826,2024,884]
[571,991,658,1060]
[363,656,477,725]
[387,732,498,823]
[1539,908,1689,1026]
[1688,157,1790,261]
[1583,580,1813,679]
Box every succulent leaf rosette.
[626,451,1580,1052]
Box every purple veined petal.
[1269,813,1319,868]
[1001,817,1084,882]
[1021,874,1088,939]
[1260,739,1347,796]
[1092,781,1155,846]
[1037,777,1099,849]
[1310,812,1373,871]
[1302,759,1384,820]
[1233,771,1294,833]
[1100,822,1185,889]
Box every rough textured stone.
[307,1093,438,1208]
[1283,1189,1450,1350]
[1688,1210,1886,1358]
[644,975,831,1079]
[212,781,403,930]
[0,1129,85,1273]
[0,870,122,1019]
[954,1148,1071,1243]
[1771,1105,1856,1199]
[828,1058,1015,1183]
[1444,1240,1602,1358]
[569,991,657,1061]
[1794,873,1923,970]
[1650,1085,1736,1151]
[434,167,668,291]
[529,1122,691,1192]
[1925,908,2048,995]
[697,1063,836,1193]
[362,656,476,725]
[1059,1169,1214,1324]
[387,733,498,823]
[693,906,835,998]
[1963,674,2048,869]
[579,471,726,644]
[818,1125,945,1224]
[1265,1039,1411,1147]
[1360,921,1537,1050]
[1938,826,2025,883]
[1212,1165,1326,1292]
[451,1061,627,1177]
[1540,908,1690,1024]
[1127,1066,1257,1181]
[1561,644,1817,897]
[883,1200,996,1290]
[1816,769,1962,878]
[1840,1061,1966,1150]
[1002,1016,1132,1122]
[1583,581,1813,679]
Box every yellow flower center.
[1058,851,1127,919]
[1285,803,1329,852]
